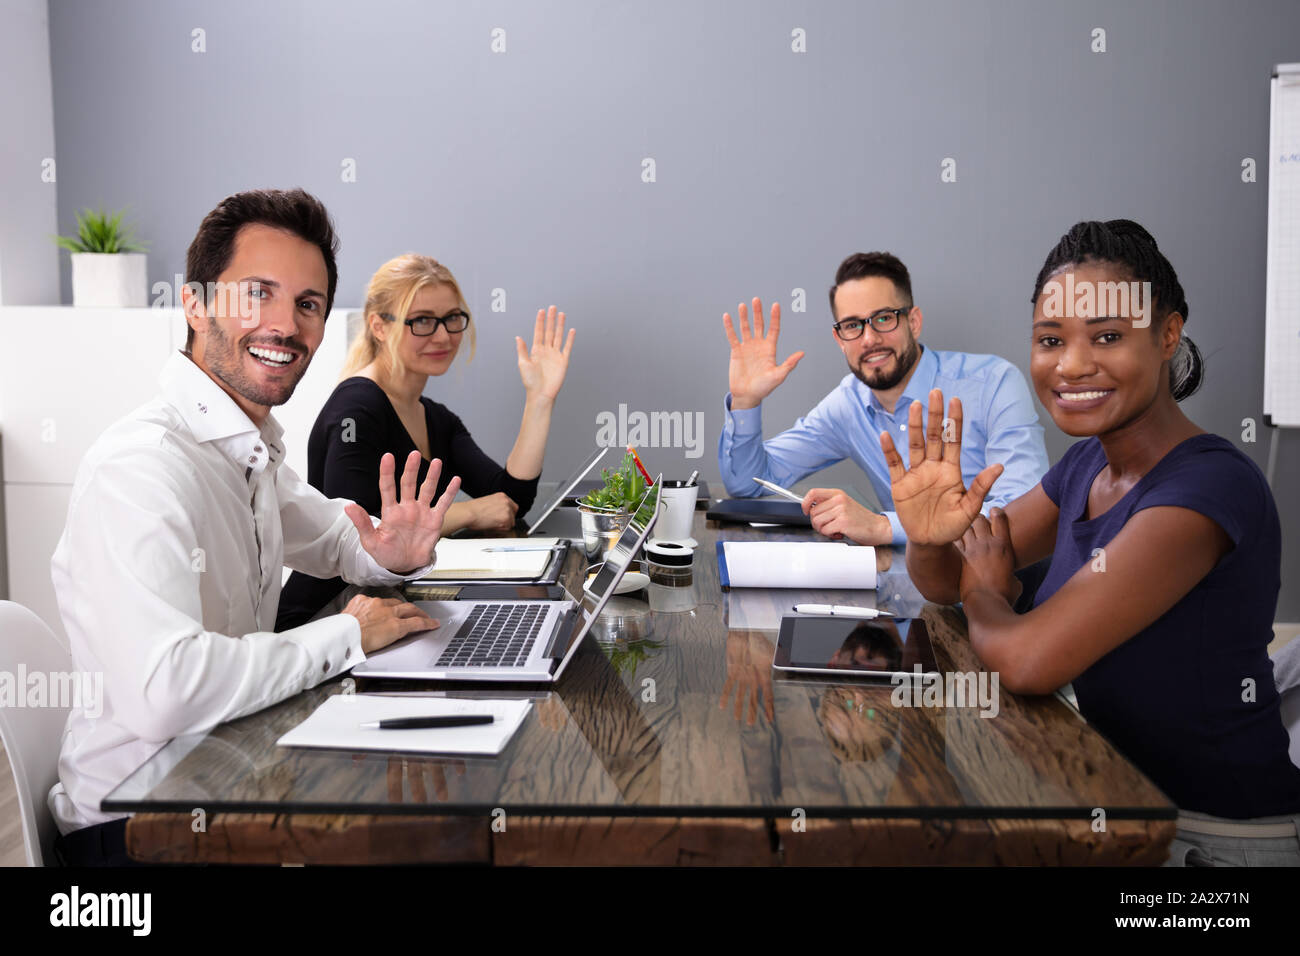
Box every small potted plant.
[577,449,658,565]
[54,206,148,307]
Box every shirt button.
[248,455,258,464]
[322,662,330,674]
[254,444,264,453]
[900,425,907,431]
[345,647,352,660]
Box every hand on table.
[954,509,1023,607]
[801,487,892,544]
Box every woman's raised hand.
[879,389,1003,545]
[516,305,575,402]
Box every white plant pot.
[70,252,148,307]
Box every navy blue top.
[1035,433,1300,818]
[275,377,539,631]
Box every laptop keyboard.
[433,603,549,668]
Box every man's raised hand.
[722,297,805,410]
[345,451,462,574]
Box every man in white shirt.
[48,188,459,864]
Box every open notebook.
[416,537,562,581]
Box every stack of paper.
[277,695,532,756]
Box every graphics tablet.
[773,615,938,679]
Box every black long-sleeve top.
[275,376,540,630]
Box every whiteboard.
[1265,63,1300,427]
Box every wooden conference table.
[105,508,1176,865]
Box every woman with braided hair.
[883,219,1300,865]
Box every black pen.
[359,715,495,730]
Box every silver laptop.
[525,446,609,535]
[353,477,661,683]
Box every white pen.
[752,477,805,504]
[792,604,894,619]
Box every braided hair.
[1030,219,1202,401]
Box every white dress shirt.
[48,351,435,833]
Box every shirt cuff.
[281,612,367,683]
[723,392,763,436]
[885,511,907,546]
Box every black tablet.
[705,498,812,526]
[773,615,938,679]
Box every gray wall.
[43,0,1300,617]
[0,0,58,308]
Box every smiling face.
[372,283,466,378]
[831,276,923,390]
[184,223,327,419]
[1030,262,1181,437]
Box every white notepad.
[277,695,532,756]
[420,537,559,580]
[720,541,877,590]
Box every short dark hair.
[184,188,340,349]
[828,252,913,317]
[1030,219,1201,401]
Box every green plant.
[600,637,665,677]
[53,207,148,254]
[579,451,654,512]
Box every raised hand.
[879,389,1003,545]
[516,305,575,402]
[345,451,462,573]
[722,297,805,410]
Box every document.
[277,694,532,756]
[717,541,877,590]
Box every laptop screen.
[525,447,609,535]
[548,478,662,672]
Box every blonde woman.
[277,254,575,630]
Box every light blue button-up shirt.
[718,346,1049,544]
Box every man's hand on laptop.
[468,492,518,532]
[342,595,439,654]
[345,451,462,574]
[722,296,806,410]
[801,488,892,545]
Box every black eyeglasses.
[832,307,910,340]
[380,310,470,336]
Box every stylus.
[792,604,895,618]
[752,477,805,503]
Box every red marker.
[627,446,653,484]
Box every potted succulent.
[54,207,149,307]
[577,450,658,565]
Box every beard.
[203,316,309,408]
[848,337,922,390]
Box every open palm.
[722,297,805,408]
[879,390,1003,545]
[345,451,462,573]
[516,305,575,401]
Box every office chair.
[0,601,72,866]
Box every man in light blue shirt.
[718,251,1048,546]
